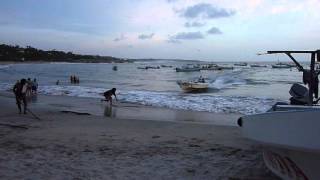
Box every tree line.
[0,44,132,63]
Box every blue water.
[0,60,306,115]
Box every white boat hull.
[239,109,320,179]
[177,81,209,92]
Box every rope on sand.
[0,123,28,129]
[26,108,41,120]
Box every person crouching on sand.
[103,88,118,105]
[13,79,28,114]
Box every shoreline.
[0,91,242,126]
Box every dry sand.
[0,92,279,179]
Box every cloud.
[166,39,181,44]
[167,0,178,3]
[138,33,154,40]
[168,31,204,43]
[173,31,204,39]
[207,27,222,34]
[180,3,235,19]
[184,21,205,28]
[113,34,126,42]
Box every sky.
[0,0,320,61]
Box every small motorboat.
[177,76,209,92]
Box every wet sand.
[0,92,278,179]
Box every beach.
[0,91,278,179]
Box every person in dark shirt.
[13,79,28,114]
[103,88,117,105]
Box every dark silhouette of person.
[32,78,38,94]
[13,79,28,114]
[103,88,117,105]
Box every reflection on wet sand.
[104,105,117,118]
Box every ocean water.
[0,60,306,115]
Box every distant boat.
[216,65,234,70]
[176,64,200,72]
[112,66,118,71]
[177,76,208,92]
[137,66,160,70]
[234,62,248,66]
[200,64,219,70]
[250,64,267,68]
[160,65,173,68]
[272,62,291,68]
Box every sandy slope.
[0,92,278,179]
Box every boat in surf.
[177,76,208,92]
[175,64,200,72]
[238,50,320,180]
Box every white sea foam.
[209,76,247,89]
[120,90,275,115]
[0,83,276,115]
[0,65,10,69]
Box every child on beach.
[13,79,28,114]
[103,88,118,105]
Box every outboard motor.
[289,83,309,105]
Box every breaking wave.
[0,83,276,115]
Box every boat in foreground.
[177,77,209,92]
[239,107,320,180]
[238,50,320,180]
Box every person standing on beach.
[26,78,32,97]
[32,78,38,94]
[103,88,118,105]
[13,79,28,114]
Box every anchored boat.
[250,64,267,68]
[175,64,200,72]
[234,62,248,66]
[238,50,320,180]
[272,62,292,69]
